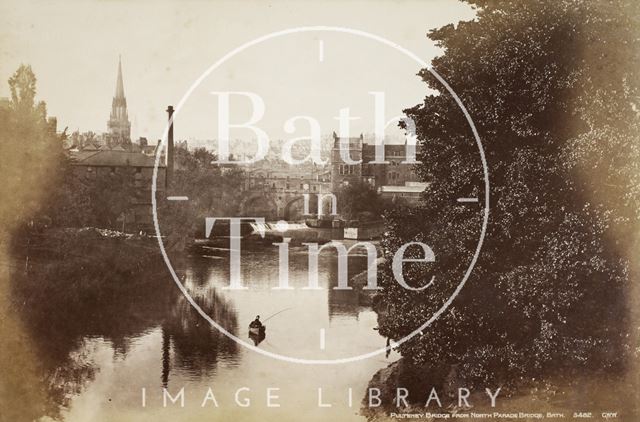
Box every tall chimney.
[166,105,174,187]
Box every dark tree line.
[376,0,640,387]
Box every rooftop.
[70,149,165,168]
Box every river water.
[14,243,397,422]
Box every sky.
[0,0,476,147]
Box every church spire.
[115,55,125,98]
[107,55,131,146]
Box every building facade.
[70,149,166,231]
[330,133,364,191]
[330,132,422,191]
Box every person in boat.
[249,315,263,329]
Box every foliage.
[157,147,247,240]
[335,179,394,221]
[376,0,640,387]
[52,169,137,229]
[0,65,64,232]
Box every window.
[136,167,142,173]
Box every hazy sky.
[0,0,475,145]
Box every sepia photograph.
[0,1,638,421]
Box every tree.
[157,147,246,243]
[0,65,63,231]
[0,64,67,422]
[376,0,640,387]
[335,179,390,222]
[8,64,37,113]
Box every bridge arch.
[283,196,305,221]
[240,194,279,220]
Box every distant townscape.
[28,58,428,231]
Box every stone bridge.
[239,172,333,221]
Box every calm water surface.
[18,244,397,422]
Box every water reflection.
[248,330,266,346]
[9,256,179,419]
[160,291,240,387]
[10,243,394,421]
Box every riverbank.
[12,226,170,275]
[360,358,638,421]
[7,226,179,322]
